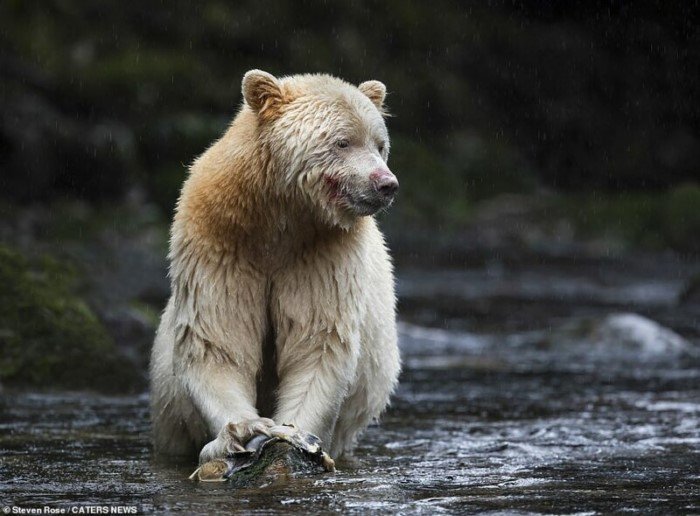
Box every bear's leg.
[329,387,373,458]
[151,374,208,459]
[330,359,398,458]
[331,306,400,458]
[177,355,276,463]
[151,307,209,458]
[272,328,359,451]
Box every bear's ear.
[242,69,284,120]
[358,80,387,110]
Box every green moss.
[0,245,143,392]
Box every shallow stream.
[2,257,699,513]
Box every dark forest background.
[1,1,699,392]
[3,1,700,224]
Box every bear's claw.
[199,417,276,464]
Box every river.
[2,253,699,514]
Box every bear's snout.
[370,169,399,200]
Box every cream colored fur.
[150,70,400,462]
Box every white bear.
[150,70,400,463]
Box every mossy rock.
[193,441,329,488]
[230,442,327,487]
[0,245,144,392]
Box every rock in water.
[591,313,690,358]
[189,424,335,485]
[520,312,695,369]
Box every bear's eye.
[378,144,385,153]
[336,139,350,149]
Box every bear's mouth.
[323,173,387,216]
[345,195,386,215]
[339,191,389,216]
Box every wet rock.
[191,439,332,487]
[592,313,689,356]
[554,312,692,363]
[0,245,145,393]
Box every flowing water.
[1,257,699,514]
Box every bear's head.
[242,70,398,229]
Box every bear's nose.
[370,169,399,198]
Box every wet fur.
[150,71,400,461]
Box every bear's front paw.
[199,417,275,464]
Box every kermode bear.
[151,70,401,463]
